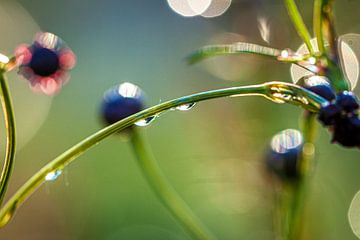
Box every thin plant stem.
[313,0,325,54]
[0,81,327,227]
[129,129,217,240]
[0,71,16,207]
[313,0,349,91]
[187,42,282,64]
[187,43,318,75]
[284,0,315,55]
[285,112,317,240]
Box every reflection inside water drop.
[175,103,196,111]
[45,169,62,181]
[135,116,156,127]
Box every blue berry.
[305,84,336,101]
[30,47,60,76]
[336,91,359,113]
[101,83,145,126]
[318,104,341,126]
[265,129,303,180]
[332,117,360,148]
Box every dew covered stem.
[0,81,326,227]
[0,72,16,207]
[129,129,217,240]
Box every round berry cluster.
[318,90,360,148]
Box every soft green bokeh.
[0,0,359,239]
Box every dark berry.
[265,129,303,180]
[336,91,359,113]
[332,117,360,147]
[318,104,342,126]
[29,47,59,76]
[305,84,336,101]
[101,83,145,126]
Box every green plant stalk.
[0,81,327,227]
[284,112,317,240]
[284,0,315,55]
[0,71,16,207]
[129,129,217,240]
[187,42,282,65]
[313,0,349,91]
[314,0,325,54]
[187,43,316,74]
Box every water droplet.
[135,116,156,127]
[175,103,196,111]
[45,169,62,181]
[281,49,290,58]
[308,57,316,65]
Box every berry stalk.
[0,71,16,207]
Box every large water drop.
[175,103,196,111]
[135,116,156,127]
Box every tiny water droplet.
[135,116,156,127]
[45,169,62,181]
[175,103,196,111]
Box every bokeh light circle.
[290,37,359,90]
[167,0,232,17]
[348,190,360,239]
[201,0,232,18]
[0,1,53,150]
[166,0,198,17]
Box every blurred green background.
[0,0,359,239]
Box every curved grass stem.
[284,0,315,55]
[0,81,327,227]
[129,129,217,240]
[0,72,16,207]
[187,42,283,65]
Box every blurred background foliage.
[0,0,359,239]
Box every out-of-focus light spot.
[188,0,212,15]
[168,0,232,18]
[290,38,318,84]
[348,190,360,239]
[291,37,358,90]
[0,1,53,150]
[201,32,260,81]
[166,0,197,17]
[271,129,303,154]
[339,34,359,90]
[0,53,9,64]
[118,82,142,98]
[201,0,232,18]
[257,17,270,44]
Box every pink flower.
[15,32,76,95]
